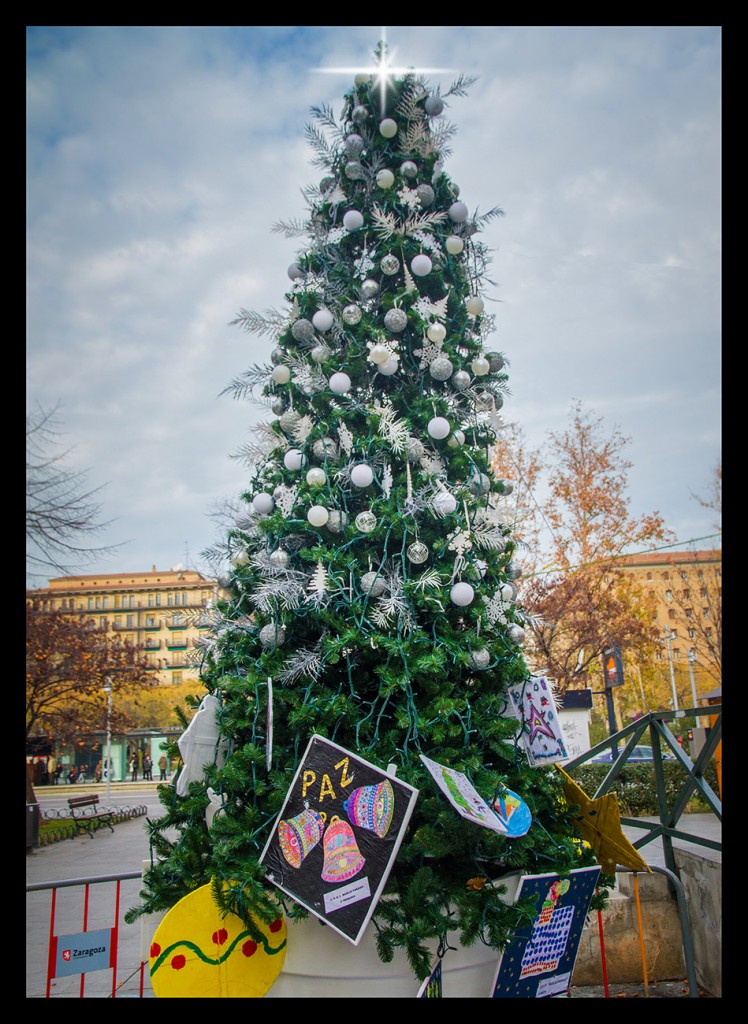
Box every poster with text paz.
[260,735,419,945]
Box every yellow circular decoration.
[149,883,287,998]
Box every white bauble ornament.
[429,356,453,381]
[499,582,516,602]
[451,370,472,391]
[376,168,395,189]
[507,624,526,645]
[424,95,444,116]
[292,318,315,342]
[271,364,291,384]
[313,437,339,460]
[380,254,400,275]
[306,467,327,488]
[260,624,286,648]
[369,344,390,365]
[427,416,450,440]
[400,160,418,178]
[471,356,490,376]
[469,649,491,670]
[465,295,484,316]
[411,254,433,277]
[307,505,329,527]
[379,118,398,138]
[473,559,488,579]
[312,308,334,332]
[360,279,380,299]
[283,448,306,471]
[445,235,464,255]
[252,493,275,515]
[269,549,290,569]
[343,209,364,231]
[378,357,399,376]
[360,571,385,596]
[449,201,469,222]
[231,549,249,567]
[416,184,435,206]
[311,343,331,363]
[450,582,475,606]
[447,430,466,448]
[406,541,429,564]
[329,372,352,394]
[288,263,304,280]
[355,510,377,533]
[427,322,447,344]
[432,491,457,515]
[342,303,362,325]
[384,307,408,332]
[326,510,348,533]
[350,463,374,487]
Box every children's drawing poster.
[508,676,568,766]
[490,866,601,998]
[420,755,509,833]
[259,735,418,945]
[417,958,443,998]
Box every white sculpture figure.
[205,786,225,828]
[175,693,229,797]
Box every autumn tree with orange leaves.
[490,401,674,699]
[26,600,155,746]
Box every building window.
[102,597,108,609]
[662,572,670,581]
[668,609,675,621]
[155,594,161,606]
[688,628,696,639]
[685,607,693,620]
[126,614,135,628]
[705,627,713,639]
[700,587,708,599]
[680,571,688,580]
[146,616,156,627]
[88,598,94,610]
[646,572,653,581]
[673,648,681,661]
[182,593,188,605]
[697,571,704,580]
[702,607,710,620]
[665,590,673,601]
[172,612,185,627]
[655,650,663,662]
[172,672,183,686]
[682,589,690,600]
[167,594,174,606]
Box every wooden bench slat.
[67,794,115,838]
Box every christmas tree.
[128,43,604,983]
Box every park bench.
[67,794,115,838]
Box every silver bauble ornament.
[342,303,362,325]
[269,549,290,569]
[416,184,435,206]
[429,355,453,381]
[291,318,315,342]
[406,541,429,564]
[270,347,284,365]
[407,438,426,463]
[344,161,364,180]
[326,510,349,533]
[344,133,364,154]
[400,160,418,178]
[352,104,368,123]
[487,352,505,373]
[311,343,331,363]
[507,624,526,645]
[384,307,408,332]
[467,473,491,496]
[451,370,472,391]
[360,570,386,596]
[288,263,304,280]
[474,391,497,413]
[500,480,514,495]
[279,409,302,434]
[319,176,335,194]
[380,254,400,276]
[469,649,491,670]
[506,561,522,581]
[424,95,444,116]
[360,279,380,299]
[271,396,287,416]
[355,510,377,533]
[313,437,339,461]
[260,623,286,648]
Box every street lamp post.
[103,681,112,803]
[687,650,698,708]
[663,630,679,712]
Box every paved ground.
[26,781,721,999]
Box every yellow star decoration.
[557,766,651,876]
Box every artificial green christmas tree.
[128,44,605,988]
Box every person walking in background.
[94,760,103,783]
[129,757,138,782]
[67,765,77,785]
[158,754,168,780]
[47,754,58,784]
[77,765,87,784]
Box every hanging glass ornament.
[450,582,475,606]
[312,308,334,332]
[465,295,484,316]
[352,104,368,123]
[432,490,457,515]
[471,355,490,376]
[306,467,327,488]
[343,209,364,230]
[424,95,444,116]
[260,623,286,648]
[355,510,377,533]
[269,549,290,569]
[427,416,450,439]
[379,118,397,138]
[384,307,408,332]
[311,343,331,363]
[377,356,399,376]
[506,561,522,580]
[279,409,302,434]
[270,347,284,365]
[307,505,329,528]
[449,201,469,222]
[427,322,447,344]
[369,344,390,365]
[447,429,466,448]
[475,391,498,413]
[271,364,291,384]
[283,449,307,471]
[360,279,380,299]
[406,541,429,565]
[350,463,374,487]
[400,160,418,178]
[344,133,365,154]
[376,168,395,189]
[252,492,275,516]
[360,571,385,596]
[380,254,400,276]
[326,510,349,533]
[416,184,435,206]
[271,396,287,416]
[429,355,453,381]
[445,235,464,255]
[451,370,472,391]
[344,161,364,181]
[469,649,491,670]
[487,351,505,373]
[319,175,335,194]
[411,254,433,277]
[313,437,339,461]
[329,372,352,394]
[473,559,488,579]
[291,318,315,342]
[232,549,249,567]
[342,303,363,325]
[507,624,526,645]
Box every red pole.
[45,888,57,998]
[596,907,610,998]
[80,883,90,997]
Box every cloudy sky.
[26,26,721,586]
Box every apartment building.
[27,566,218,686]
